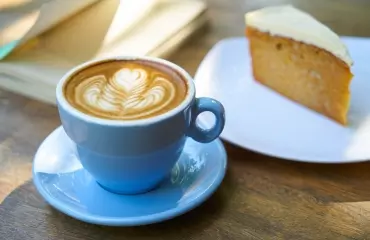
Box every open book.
[0,0,207,104]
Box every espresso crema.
[63,60,188,120]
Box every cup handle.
[187,97,225,143]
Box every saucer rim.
[32,126,227,226]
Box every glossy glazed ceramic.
[56,56,225,194]
[32,126,227,226]
[195,37,370,163]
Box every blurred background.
[1,1,370,239]
[0,0,368,104]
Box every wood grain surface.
[1,0,370,239]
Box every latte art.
[64,60,187,120]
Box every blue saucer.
[32,126,227,226]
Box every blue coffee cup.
[56,56,225,194]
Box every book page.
[0,0,207,105]
[0,0,99,59]
[0,0,42,45]
[15,0,160,64]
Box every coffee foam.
[63,60,187,120]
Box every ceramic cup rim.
[56,55,196,127]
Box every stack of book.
[0,0,207,104]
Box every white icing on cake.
[245,5,353,66]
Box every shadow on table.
[224,141,370,204]
[0,166,236,239]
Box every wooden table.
[1,0,370,239]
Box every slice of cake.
[244,5,354,125]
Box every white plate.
[194,36,370,163]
